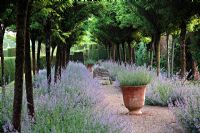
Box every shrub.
[146,78,174,106]
[117,69,152,86]
[84,59,96,65]
[169,86,200,132]
[0,62,124,132]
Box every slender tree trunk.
[180,21,187,79]
[25,2,35,120]
[117,44,121,64]
[51,46,56,63]
[36,37,42,73]
[109,45,112,60]
[166,34,170,78]
[154,31,161,76]
[193,61,199,80]
[58,46,62,78]
[13,0,29,131]
[106,45,109,60]
[122,44,127,64]
[31,36,36,76]
[66,44,71,65]
[113,44,116,61]
[54,44,60,83]
[132,47,135,64]
[0,23,5,122]
[128,43,132,64]
[0,24,5,93]
[62,45,66,68]
[119,44,122,63]
[171,36,175,77]
[45,18,51,92]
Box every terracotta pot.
[121,85,146,115]
[87,64,93,72]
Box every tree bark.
[117,44,121,64]
[180,21,187,79]
[66,44,71,65]
[171,36,175,77]
[13,0,29,131]
[36,37,42,73]
[193,61,199,80]
[51,45,56,63]
[113,44,116,62]
[54,44,60,83]
[154,31,161,76]
[25,1,35,120]
[128,43,133,64]
[31,35,36,76]
[106,45,109,60]
[0,24,5,97]
[0,23,5,122]
[109,44,112,60]
[45,18,51,92]
[166,34,170,78]
[122,44,127,64]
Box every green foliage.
[117,69,152,86]
[136,42,148,65]
[86,45,107,61]
[0,57,15,85]
[84,59,95,65]
[3,49,8,57]
[7,48,16,57]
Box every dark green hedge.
[0,57,15,85]
[7,48,16,57]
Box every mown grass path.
[99,83,184,133]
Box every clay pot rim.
[120,85,147,88]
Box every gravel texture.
[100,84,184,133]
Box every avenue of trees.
[1,0,200,131]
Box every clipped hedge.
[0,57,15,85]
[7,48,16,57]
[3,49,8,57]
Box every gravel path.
[100,84,184,133]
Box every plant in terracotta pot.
[85,59,96,72]
[117,69,153,115]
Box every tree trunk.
[31,35,36,76]
[45,18,51,92]
[117,44,121,64]
[109,44,112,60]
[0,23,5,122]
[0,24,5,96]
[62,45,66,68]
[171,36,175,77]
[13,0,29,131]
[166,34,170,78]
[128,43,132,64]
[122,44,127,64]
[51,45,56,63]
[154,31,161,76]
[106,45,109,60]
[66,44,71,65]
[180,21,187,79]
[25,2,35,120]
[193,61,199,80]
[113,44,116,62]
[54,45,60,83]
[36,37,42,73]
